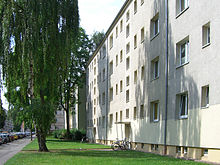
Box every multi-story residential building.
[86,0,220,163]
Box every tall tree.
[0,0,79,151]
[0,101,6,129]
[60,27,92,137]
[91,30,105,52]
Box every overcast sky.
[78,0,125,36]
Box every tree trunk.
[36,128,48,152]
[65,80,71,138]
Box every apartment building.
[86,0,220,163]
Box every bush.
[53,128,86,141]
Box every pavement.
[0,137,34,165]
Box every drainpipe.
[105,38,109,145]
[164,0,169,155]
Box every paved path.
[0,137,34,165]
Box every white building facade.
[86,0,220,163]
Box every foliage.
[91,30,105,52]
[53,128,86,140]
[60,27,92,137]
[0,102,6,129]
[0,0,79,151]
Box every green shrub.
[53,128,86,140]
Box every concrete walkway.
[0,137,34,165]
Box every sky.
[78,0,126,36]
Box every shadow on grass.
[56,150,188,162]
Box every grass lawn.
[5,137,208,165]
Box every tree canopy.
[0,0,79,151]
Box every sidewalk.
[0,137,34,165]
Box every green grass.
[23,136,110,150]
[6,137,208,165]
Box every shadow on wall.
[133,0,201,149]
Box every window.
[102,116,105,128]
[202,149,208,156]
[94,87,96,95]
[116,112,118,122]
[120,20,123,32]
[201,85,209,108]
[116,84,118,95]
[109,61,113,75]
[176,146,181,153]
[126,109,129,119]
[126,24,130,38]
[155,145,159,151]
[116,26,118,38]
[134,70,137,84]
[102,45,106,59]
[110,87,113,101]
[109,114,113,128]
[141,66,145,80]
[151,13,159,38]
[94,107,96,115]
[116,55,118,66]
[151,101,159,122]
[110,34,113,49]
[141,0,144,5]
[126,57,130,70]
[120,111,123,121]
[120,80,123,92]
[99,94,101,104]
[140,105,144,119]
[94,78,96,85]
[141,27,145,42]
[177,37,189,66]
[176,0,189,15]
[134,0,137,14]
[126,90,129,103]
[134,35,137,49]
[126,11,130,22]
[183,147,188,154]
[178,93,188,118]
[126,76,130,86]
[120,50,123,62]
[151,144,154,150]
[94,119,96,125]
[102,68,106,81]
[133,107,137,120]
[151,57,159,79]
[99,72,101,82]
[102,92,105,105]
[202,22,210,47]
[94,99,96,106]
[126,42,130,54]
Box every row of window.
[88,0,191,73]
[90,85,209,125]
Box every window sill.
[150,33,159,41]
[134,46,137,49]
[141,39,145,44]
[176,7,189,19]
[179,115,188,119]
[134,11,137,15]
[141,2,144,6]
[153,119,159,123]
[201,105,209,109]
[202,43,210,49]
[176,62,189,69]
[151,76,159,82]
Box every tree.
[0,0,79,151]
[0,101,6,129]
[91,31,105,52]
[60,27,92,137]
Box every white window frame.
[154,19,159,36]
[201,85,209,108]
[180,41,189,65]
[153,102,159,122]
[202,23,210,47]
[179,93,188,119]
[153,59,159,79]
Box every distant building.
[51,110,65,131]
[3,119,13,132]
[86,0,220,163]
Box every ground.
[5,137,208,165]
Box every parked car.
[0,133,8,143]
[0,135,3,145]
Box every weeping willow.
[0,0,79,151]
